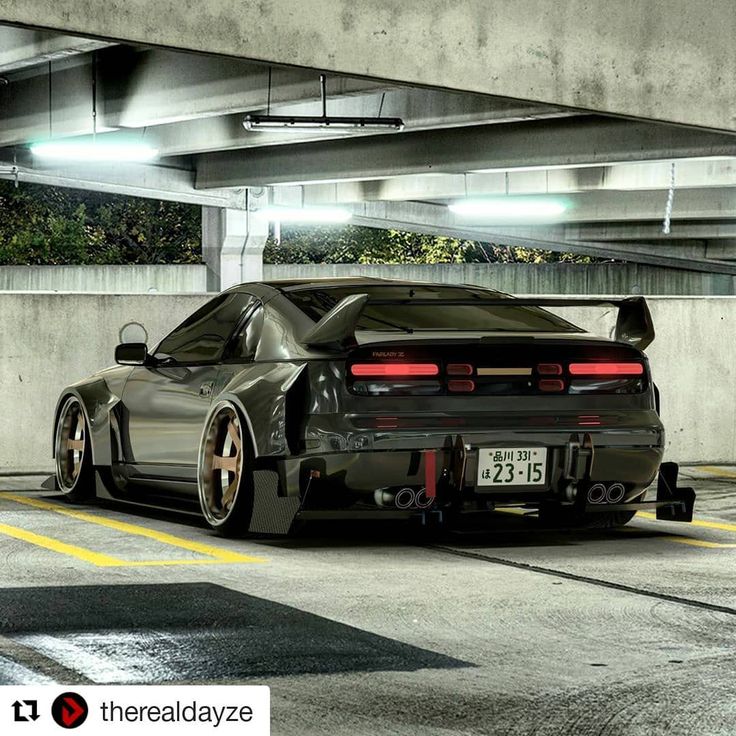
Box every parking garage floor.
[1,468,735,735]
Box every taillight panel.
[346,348,649,396]
[538,379,565,392]
[447,363,474,376]
[537,363,563,375]
[569,362,644,376]
[447,379,475,393]
[350,363,439,377]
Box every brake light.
[537,363,562,375]
[448,379,475,393]
[539,379,565,392]
[447,363,474,376]
[578,415,602,426]
[569,363,644,376]
[350,363,439,377]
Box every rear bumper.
[278,425,664,501]
[304,411,663,453]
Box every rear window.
[284,285,583,333]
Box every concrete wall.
[3,263,736,296]
[265,263,736,296]
[0,265,207,293]
[0,293,209,473]
[0,292,732,472]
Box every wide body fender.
[52,367,129,466]
[215,362,307,458]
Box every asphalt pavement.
[1,467,735,735]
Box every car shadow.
[33,491,671,552]
[256,512,671,551]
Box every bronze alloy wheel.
[199,401,252,531]
[55,396,93,500]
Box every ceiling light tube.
[30,141,159,163]
[449,197,568,221]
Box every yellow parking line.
[0,521,259,566]
[0,522,128,567]
[698,465,736,479]
[638,511,736,534]
[1,493,265,564]
[663,536,736,549]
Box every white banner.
[0,686,270,735]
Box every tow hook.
[563,432,594,481]
[422,435,468,506]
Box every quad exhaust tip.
[587,482,626,504]
[606,482,626,503]
[587,483,607,504]
[374,487,434,510]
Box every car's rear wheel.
[55,396,95,502]
[198,401,254,537]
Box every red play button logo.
[51,692,89,729]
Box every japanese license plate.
[477,447,547,487]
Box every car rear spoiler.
[301,294,655,351]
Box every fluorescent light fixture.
[244,74,404,132]
[258,206,352,224]
[244,114,404,132]
[449,197,568,221]
[30,140,159,162]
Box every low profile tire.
[539,506,637,529]
[54,396,95,503]
[198,401,254,537]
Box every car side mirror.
[115,342,149,366]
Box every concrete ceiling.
[1,19,736,273]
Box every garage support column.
[202,196,269,291]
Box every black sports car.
[52,278,694,536]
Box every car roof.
[259,277,505,295]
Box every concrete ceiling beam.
[0,47,388,148]
[565,222,736,242]
[2,1,736,131]
[196,117,736,188]
[129,91,569,157]
[0,158,246,209]
[345,200,736,275]
[0,26,112,74]
[274,185,736,226]
[291,159,736,205]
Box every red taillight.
[350,363,439,377]
[537,363,562,375]
[569,362,644,376]
[448,379,475,393]
[539,379,565,392]
[447,363,474,376]
[578,415,602,426]
[375,417,399,429]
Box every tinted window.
[228,303,264,361]
[155,293,255,362]
[285,285,582,333]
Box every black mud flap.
[656,462,696,522]
[249,469,301,535]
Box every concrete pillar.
[202,193,269,291]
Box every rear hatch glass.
[284,285,583,334]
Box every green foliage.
[0,181,201,265]
[0,181,594,266]
[264,225,595,265]
[263,226,476,264]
